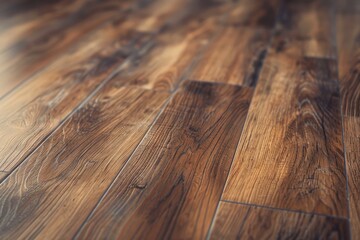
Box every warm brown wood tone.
[0,25,148,180]
[343,117,360,240]
[337,2,360,238]
[76,81,253,240]
[0,0,194,180]
[188,0,278,87]
[336,11,360,117]
[0,0,358,238]
[223,54,347,215]
[0,86,169,239]
[222,0,347,217]
[272,0,336,59]
[109,0,233,92]
[0,0,134,98]
[210,202,350,240]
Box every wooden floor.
[0,0,358,239]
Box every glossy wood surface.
[0,0,357,239]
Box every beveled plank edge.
[0,0,143,101]
[0,39,156,184]
[73,79,247,238]
[208,200,351,239]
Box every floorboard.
[336,2,360,238]
[0,0,357,238]
[0,23,149,180]
[0,0,135,98]
[75,81,253,240]
[0,86,169,239]
[188,0,279,87]
[223,52,347,216]
[209,202,349,240]
[109,0,233,91]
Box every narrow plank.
[0,86,169,239]
[0,0,89,52]
[0,0,190,179]
[336,4,360,239]
[222,53,347,216]
[188,0,279,86]
[109,0,233,91]
[343,117,360,240]
[272,0,337,58]
[0,0,135,98]
[76,81,253,240]
[209,202,350,240]
[336,12,360,117]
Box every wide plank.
[109,0,233,91]
[336,11,360,117]
[272,0,336,58]
[209,202,350,240]
[188,0,279,86]
[76,80,253,240]
[336,3,360,239]
[222,52,347,216]
[0,0,192,179]
[0,0,135,98]
[343,117,360,239]
[0,86,169,239]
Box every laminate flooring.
[0,0,358,239]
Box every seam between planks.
[205,0,285,238]
[0,1,141,102]
[220,199,350,222]
[334,0,353,237]
[72,81,180,239]
[0,37,156,185]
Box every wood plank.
[0,0,135,98]
[222,52,347,216]
[272,0,336,58]
[337,5,360,239]
[209,202,350,240]
[343,117,360,240]
[76,81,253,240]
[109,0,233,91]
[0,0,191,180]
[0,86,169,239]
[0,0,89,52]
[336,12,360,117]
[187,0,279,86]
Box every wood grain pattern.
[0,19,151,180]
[272,0,336,58]
[0,86,169,239]
[109,0,233,91]
[76,81,253,240]
[336,12,360,117]
[343,117,360,240]
[222,53,348,216]
[210,202,350,240]
[188,0,278,86]
[0,0,135,98]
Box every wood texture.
[337,3,360,238]
[336,11,360,117]
[0,0,357,238]
[343,117,360,240]
[0,0,134,98]
[109,0,233,91]
[76,81,253,240]
[210,202,350,240]
[272,0,336,58]
[222,52,347,216]
[188,0,278,86]
[0,24,150,180]
[0,86,169,239]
